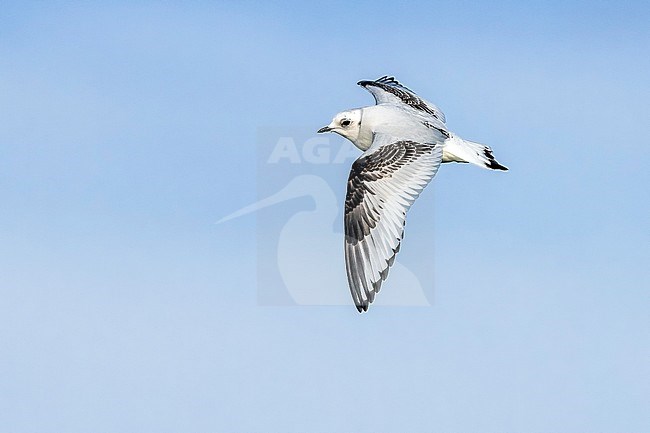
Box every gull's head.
[317,109,362,144]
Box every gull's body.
[348,104,440,151]
[319,76,508,313]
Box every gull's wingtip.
[358,75,393,87]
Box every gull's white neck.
[355,108,374,150]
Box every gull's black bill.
[317,126,332,133]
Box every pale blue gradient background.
[1,2,649,432]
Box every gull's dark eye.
[341,119,351,127]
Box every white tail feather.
[442,134,508,171]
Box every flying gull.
[318,76,507,313]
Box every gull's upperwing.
[344,134,443,312]
[358,76,446,123]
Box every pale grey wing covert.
[358,76,447,124]
[344,135,444,312]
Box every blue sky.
[1,1,649,432]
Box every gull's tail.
[442,133,508,171]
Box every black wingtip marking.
[359,76,440,119]
[358,76,400,87]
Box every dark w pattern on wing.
[345,141,436,244]
[343,139,442,312]
[358,76,444,121]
